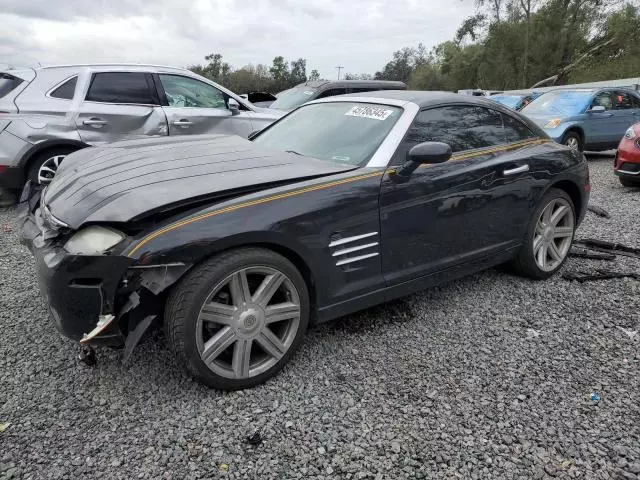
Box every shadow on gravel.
[584,151,615,162]
[313,270,492,338]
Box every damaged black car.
[20,91,590,390]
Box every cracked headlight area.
[64,226,126,255]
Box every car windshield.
[252,102,402,166]
[522,90,593,116]
[269,87,318,110]
[490,95,523,109]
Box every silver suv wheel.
[37,155,66,184]
[564,137,579,150]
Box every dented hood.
[44,135,356,229]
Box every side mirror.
[228,98,240,115]
[588,105,606,113]
[395,142,452,178]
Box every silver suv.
[0,64,283,190]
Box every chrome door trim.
[328,231,378,247]
[503,164,530,176]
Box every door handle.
[503,164,529,176]
[172,119,193,128]
[82,118,108,128]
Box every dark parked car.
[21,91,589,390]
[239,91,278,108]
[269,80,406,111]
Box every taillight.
[0,166,8,174]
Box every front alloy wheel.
[562,131,583,152]
[165,248,309,390]
[196,266,301,379]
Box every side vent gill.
[329,231,380,268]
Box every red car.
[615,122,640,187]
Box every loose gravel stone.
[1,154,639,479]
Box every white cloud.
[0,0,471,80]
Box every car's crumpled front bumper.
[20,209,134,345]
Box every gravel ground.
[1,154,639,480]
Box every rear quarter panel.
[526,141,589,223]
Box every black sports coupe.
[20,91,590,390]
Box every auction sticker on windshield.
[345,105,394,121]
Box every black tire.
[165,247,310,390]
[510,188,576,280]
[561,131,583,152]
[27,147,78,185]
[619,176,640,187]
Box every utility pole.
[335,66,344,80]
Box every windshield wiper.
[285,150,303,156]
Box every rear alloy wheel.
[165,248,309,390]
[37,155,65,184]
[562,131,583,152]
[510,189,576,279]
[532,198,574,272]
[27,147,78,185]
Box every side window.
[159,74,227,109]
[591,91,614,111]
[86,72,156,104]
[501,113,536,143]
[632,94,640,109]
[404,106,504,153]
[316,88,348,99]
[0,73,23,99]
[614,91,633,110]
[521,95,534,109]
[50,76,77,100]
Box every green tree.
[374,44,428,82]
[289,58,307,85]
[270,56,290,90]
[344,73,374,80]
[568,3,640,82]
[308,69,320,81]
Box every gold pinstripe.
[126,137,551,257]
[126,171,385,256]
[423,137,551,166]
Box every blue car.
[490,92,540,111]
[521,88,640,151]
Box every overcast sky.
[0,0,472,79]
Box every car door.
[583,90,620,148]
[156,74,254,138]
[631,93,640,124]
[75,71,168,145]
[613,90,640,142]
[379,104,538,285]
